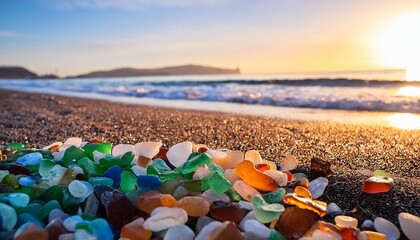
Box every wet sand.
[0,89,419,225]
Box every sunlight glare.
[396,86,420,97]
[374,12,420,81]
[386,113,420,130]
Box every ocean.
[1,69,419,114]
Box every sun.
[373,12,420,81]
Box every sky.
[1,0,420,76]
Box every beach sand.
[0,89,419,225]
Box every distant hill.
[72,65,240,78]
[0,66,38,79]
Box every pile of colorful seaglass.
[0,138,419,240]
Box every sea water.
[0,71,420,128]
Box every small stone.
[196,216,218,233]
[309,177,328,199]
[361,219,375,230]
[242,219,271,239]
[144,207,188,232]
[48,208,69,222]
[207,221,245,240]
[18,176,36,187]
[202,189,230,203]
[137,175,162,191]
[166,141,193,167]
[135,142,162,159]
[210,200,246,223]
[239,211,257,230]
[238,200,253,210]
[244,150,263,164]
[6,193,30,208]
[280,155,298,171]
[335,215,358,229]
[14,223,48,240]
[111,144,134,157]
[195,221,222,240]
[252,197,284,223]
[275,207,319,239]
[362,176,393,194]
[374,217,400,240]
[101,190,135,230]
[89,218,114,240]
[59,137,82,151]
[174,196,210,217]
[63,215,83,232]
[16,152,43,166]
[310,157,332,178]
[45,218,68,240]
[232,180,263,202]
[120,217,152,240]
[327,203,342,215]
[264,170,288,187]
[164,224,195,240]
[0,203,17,231]
[68,180,93,201]
[193,164,211,180]
[398,212,420,240]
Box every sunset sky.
[1,0,420,77]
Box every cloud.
[0,30,20,38]
[47,0,229,10]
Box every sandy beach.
[0,89,419,226]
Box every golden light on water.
[397,86,420,97]
[373,12,420,81]
[386,113,420,130]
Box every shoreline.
[0,89,419,225]
[2,86,420,129]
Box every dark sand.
[0,89,419,226]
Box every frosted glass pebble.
[59,137,82,151]
[224,169,241,183]
[93,150,107,162]
[202,189,230,203]
[135,142,162,159]
[68,180,93,200]
[43,141,63,150]
[18,176,36,186]
[242,220,271,238]
[131,165,147,176]
[195,221,222,240]
[244,150,263,164]
[0,203,17,231]
[238,200,253,211]
[112,144,135,157]
[75,229,96,240]
[398,212,420,240]
[335,215,358,228]
[264,170,288,186]
[196,216,218,233]
[164,224,195,240]
[63,215,83,232]
[0,170,9,182]
[309,177,328,199]
[327,202,342,215]
[166,142,193,167]
[233,180,263,202]
[7,193,30,208]
[280,155,298,171]
[374,217,400,240]
[17,152,43,166]
[193,165,211,180]
[144,207,188,232]
[239,211,257,230]
[53,151,65,161]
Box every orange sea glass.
[283,189,327,217]
[362,176,393,194]
[136,191,176,214]
[339,228,358,240]
[362,231,387,240]
[255,163,270,172]
[120,217,152,240]
[234,160,278,191]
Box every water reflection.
[386,113,420,130]
[397,86,420,97]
